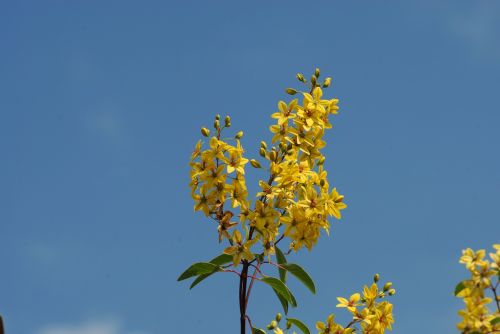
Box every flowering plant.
[178,68,395,334]
[455,244,500,333]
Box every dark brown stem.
[239,262,249,334]
[491,281,500,313]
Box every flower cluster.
[258,275,395,334]
[189,68,347,267]
[189,114,249,244]
[181,68,394,334]
[456,244,500,333]
[316,275,395,334]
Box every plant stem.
[239,261,249,334]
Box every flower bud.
[286,149,294,156]
[267,320,278,330]
[315,68,320,78]
[279,142,287,152]
[317,156,325,165]
[373,273,380,283]
[275,313,282,322]
[322,77,332,88]
[235,131,243,139]
[378,292,385,298]
[311,75,317,85]
[388,288,396,296]
[320,179,326,187]
[259,147,266,157]
[296,73,305,82]
[201,127,210,137]
[215,114,220,120]
[286,88,297,95]
[250,159,262,168]
[224,115,231,127]
[260,141,267,149]
[383,282,393,291]
[286,321,292,330]
[269,151,277,161]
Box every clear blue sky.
[1,1,499,334]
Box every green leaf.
[262,277,295,305]
[282,263,316,294]
[287,318,310,334]
[454,281,466,296]
[189,254,233,289]
[177,262,221,281]
[275,246,288,283]
[289,287,297,307]
[491,317,500,325]
[208,253,233,265]
[273,287,289,315]
[252,328,266,334]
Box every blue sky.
[1,1,499,334]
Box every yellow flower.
[227,177,248,208]
[223,150,249,174]
[337,293,361,313]
[271,99,297,125]
[223,230,258,266]
[362,283,379,307]
[269,123,289,144]
[190,151,215,177]
[200,165,226,187]
[191,140,202,160]
[207,136,227,160]
[280,206,307,237]
[324,188,347,219]
[291,224,318,251]
[316,314,336,334]
[375,301,394,331]
[217,211,237,243]
[192,184,216,216]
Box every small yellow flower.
[223,230,258,266]
[337,293,361,313]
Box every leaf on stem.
[273,287,289,315]
[189,254,233,289]
[262,277,296,306]
[275,246,288,283]
[282,263,316,294]
[287,318,310,334]
[177,262,222,281]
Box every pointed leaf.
[189,254,233,289]
[454,281,466,296]
[177,262,221,281]
[275,246,288,283]
[273,287,289,315]
[252,328,266,334]
[262,277,295,306]
[491,317,500,325]
[287,318,310,334]
[208,253,233,266]
[289,288,297,307]
[190,273,212,289]
[282,263,316,294]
